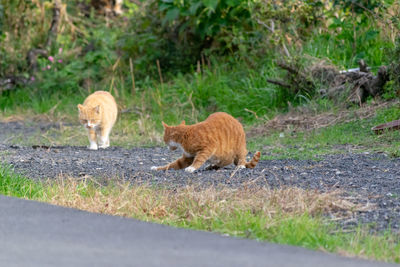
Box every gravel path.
[0,121,400,232]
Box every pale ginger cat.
[77,91,118,150]
[151,112,261,173]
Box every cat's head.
[77,104,102,129]
[162,120,185,151]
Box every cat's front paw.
[238,165,246,169]
[88,144,98,150]
[98,144,110,149]
[185,166,196,173]
[151,166,159,171]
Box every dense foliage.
[0,0,399,122]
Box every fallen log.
[325,63,389,104]
[267,59,390,105]
[0,76,29,92]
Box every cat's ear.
[77,104,84,113]
[162,121,169,128]
[180,120,185,125]
[93,105,100,114]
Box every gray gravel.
[0,121,400,233]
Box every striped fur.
[152,112,261,172]
[245,151,261,168]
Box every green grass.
[0,165,45,199]
[2,101,400,159]
[0,56,287,126]
[248,105,400,160]
[0,165,399,263]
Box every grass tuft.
[0,166,399,263]
[45,179,364,221]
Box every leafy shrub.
[119,0,254,76]
[0,0,52,76]
[119,0,328,77]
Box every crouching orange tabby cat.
[151,112,261,173]
[77,91,118,150]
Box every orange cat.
[151,112,261,173]
[77,91,118,150]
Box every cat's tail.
[245,151,261,168]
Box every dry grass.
[248,100,399,137]
[2,167,397,263]
[43,178,368,224]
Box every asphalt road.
[0,195,396,267]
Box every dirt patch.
[248,100,397,137]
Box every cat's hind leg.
[87,128,98,150]
[235,151,261,169]
[151,155,194,171]
[234,150,247,169]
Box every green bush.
[119,0,252,76]
[119,0,328,76]
[1,0,399,119]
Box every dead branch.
[26,0,61,73]
[255,18,290,58]
[45,0,62,49]
[326,61,390,104]
[274,61,315,94]
[269,59,390,105]
[266,79,291,89]
[27,49,48,72]
[0,76,29,92]
[359,59,369,73]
